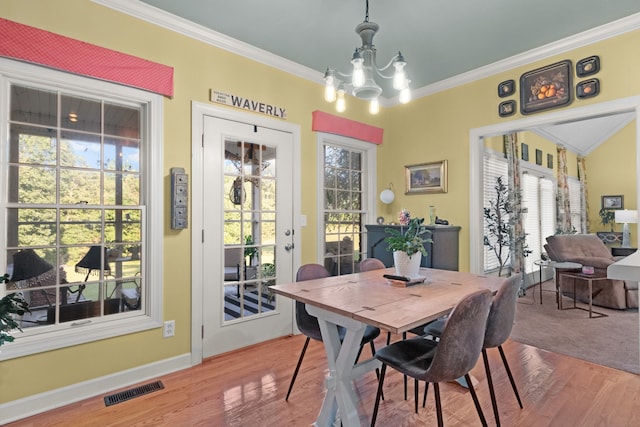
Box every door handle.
[285,243,294,252]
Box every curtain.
[577,156,589,232]
[504,133,526,285]
[556,146,572,233]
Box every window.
[567,176,585,234]
[1,59,162,359]
[521,170,556,274]
[318,134,376,276]
[483,151,508,273]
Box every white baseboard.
[0,353,192,425]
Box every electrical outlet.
[163,320,175,338]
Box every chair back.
[484,275,520,349]
[424,289,492,383]
[359,258,386,272]
[294,264,331,341]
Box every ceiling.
[122,0,640,154]
[136,0,640,96]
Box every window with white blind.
[521,171,556,274]
[567,176,585,234]
[483,152,508,273]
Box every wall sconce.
[380,183,395,204]
[615,209,637,248]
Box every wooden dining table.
[270,266,506,427]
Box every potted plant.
[244,235,258,266]
[384,216,432,278]
[1,275,31,348]
[599,207,616,232]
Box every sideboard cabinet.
[365,224,461,271]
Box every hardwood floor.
[7,334,640,426]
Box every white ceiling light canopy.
[323,0,411,114]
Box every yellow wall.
[0,0,384,402]
[1,0,639,406]
[587,121,637,237]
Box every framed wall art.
[521,143,529,161]
[535,149,543,165]
[498,100,516,117]
[547,153,553,169]
[520,60,572,115]
[576,78,600,99]
[498,79,515,98]
[576,56,600,77]
[602,195,624,210]
[405,160,448,194]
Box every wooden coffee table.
[557,272,609,318]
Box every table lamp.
[8,249,55,290]
[7,249,56,306]
[73,246,111,302]
[614,209,637,248]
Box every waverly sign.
[210,90,286,119]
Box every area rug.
[510,279,640,374]
[224,289,275,320]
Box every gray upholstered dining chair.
[285,263,382,401]
[370,289,493,427]
[359,257,386,272]
[423,275,523,425]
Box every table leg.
[539,267,542,304]
[307,304,380,427]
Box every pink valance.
[0,18,174,97]
[312,110,384,144]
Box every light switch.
[171,167,188,229]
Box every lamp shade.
[380,188,395,204]
[8,249,55,289]
[75,246,111,276]
[615,209,638,224]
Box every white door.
[202,115,294,357]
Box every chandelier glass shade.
[323,0,411,114]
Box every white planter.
[393,251,422,279]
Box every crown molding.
[95,1,640,105]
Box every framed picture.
[547,153,553,169]
[498,100,516,117]
[520,60,572,115]
[535,149,543,165]
[498,79,515,97]
[521,143,529,161]
[405,160,448,194]
[576,56,600,77]
[602,195,624,210]
[576,78,600,99]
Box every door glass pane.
[223,138,277,321]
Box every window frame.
[0,58,163,360]
[315,133,377,273]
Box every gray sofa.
[545,234,638,309]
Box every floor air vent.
[104,380,164,406]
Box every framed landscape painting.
[405,160,448,194]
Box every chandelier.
[323,0,411,114]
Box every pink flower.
[398,209,410,226]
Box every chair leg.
[368,341,384,401]
[498,345,523,409]
[414,378,419,413]
[285,336,310,401]
[433,382,443,427]
[482,349,500,427]
[465,373,488,427]
[370,364,387,427]
[422,381,429,408]
[402,332,408,400]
